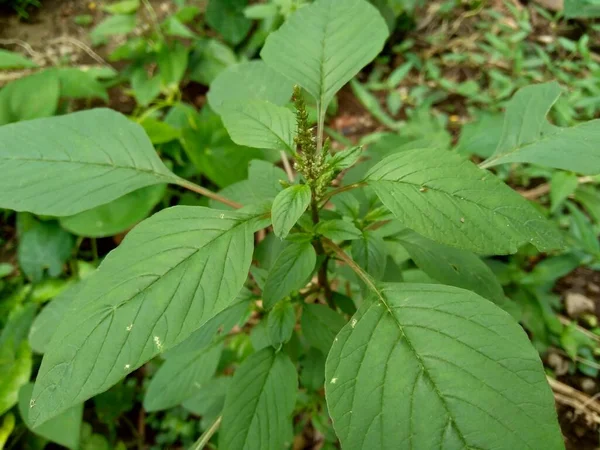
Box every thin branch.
[49,36,110,67]
[280,150,295,182]
[319,182,366,207]
[190,416,222,450]
[176,179,243,209]
[519,176,594,200]
[0,38,41,58]
[547,376,600,420]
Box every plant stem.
[176,179,243,209]
[190,416,222,450]
[310,191,334,308]
[316,105,325,155]
[323,238,379,297]
[319,182,367,206]
[280,150,295,182]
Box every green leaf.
[0,109,177,216]
[329,146,362,171]
[301,303,346,356]
[272,185,312,239]
[139,117,181,145]
[157,42,188,88]
[182,376,230,422]
[206,0,252,45]
[550,172,579,213]
[267,301,296,347]
[60,184,166,238]
[103,0,140,14]
[30,206,258,426]
[188,38,237,85]
[130,68,161,106]
[210,160,286,210]
[219,348,297,450]
[325,283,564,450]
[366,148,563,254]
[54,68,108,101]
[207,61,294,115]
[0,70,60,125]
[565,0,600,18]
[395,229,505,304]
[455,112,504,158]
[18,221,75,282]
[18,383,83,450]
[316,219,362,241]
[0,414,15,449]
[300,348,326,391]
[481,82,600,174]
[351,231,387,280]
[261,0,389,110]
[221,100,296,152]
[144,342,222,412]
[29,282,83,354]
[90,14,137,46]
[263,241,316,309]
[0,49,37,69]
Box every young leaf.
[60,184,166,238]
[301,304,346,356]
[365,148,563,254]
[0,49,37,69]
[329,146,363,171]
[395,229,505,304]
[316,219,362,241]
[206,0,252,45]
[18,383,82,450]
[261,0,389,110]
[272,185,312,239]
[351,231,387,280]
[144,342,222,412]
[263,241,316,309]
[30,206,258,426]
[207,61,294,115]
[325,283,564,450]
[481,82,600,174]
[267,300,296,347]
[221,100,297,152]
[0,109,176,216]
[219,348,297,450]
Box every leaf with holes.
[221,100,296,153]
[366,148,563,254]
[260,0,389,110]
[219,348,297,450]
[325,283,564,450]
[30,206,259,426]
[481,82,600,174]
[0,109,177,216]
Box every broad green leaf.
[261,0,389,110]
[351,231,387,280]
[574,185,600,222]
[18,221,75,282]
[221,100,296,152]
[207,61,294,115]
[19,383,83,450]
[29,282,84,354]
[550,172,579,213]
[219,348,297,450]
[188,38,237,85]
[316,219,362,241]
[395,229,505,304]
[103,0,140,14]
[144,342,222,412]
[366,148,563,254]
[54,68,109,101]
[206,0,252,45]
[60,184,166,238]
[325,283,564,450]
[130,68,161,106]
[300,348,326,391]
[182,377,230,424]
[0,109,177,216]
[263,241,316,309]
[272,185,312,239]
[30,206,258,426]
[455,112,504,158]
[301,303,346,355]
[0,49,37,69]
[329,146,362,171]
[0,70,59,125]
[157,42,188,88]
[90,14,137,46]
[267,300,296,347]
[481,82,600,174]
[140,117,181,144]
